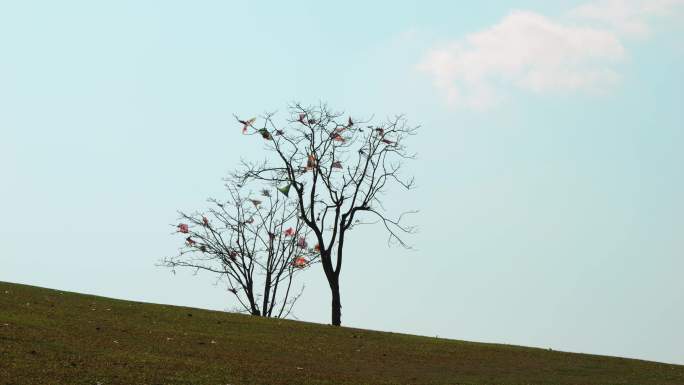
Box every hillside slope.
[0,281,682,385]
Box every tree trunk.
[331,280,341,326]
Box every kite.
[284,227,295,237]
[277,184,291,197]
[239,117,256,134]
[178,223,189,233]
[297,236,308,249]
[307,154,317,169]
[249,199,262,208]
[258,128,272,140]
[261,189,271,197]
[292,256,308,268]
[186,237,196,246]
[331,161,342,169]
[202,217,209,226]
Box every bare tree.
[162,181,319,318]
[234,103,417,326]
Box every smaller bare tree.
[162,181,319,318]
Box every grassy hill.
[1,281,682,385]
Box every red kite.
[307,154,317,169]
[292,256,308,268]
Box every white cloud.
[419,0,683,109]
[570,0,684,38]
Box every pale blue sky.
[1,0,682,365]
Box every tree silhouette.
[235,103,417,325]
[162,181,319,318]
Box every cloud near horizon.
[419,0,684,109]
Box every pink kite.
[178,223,189,233]
[239,117,256,134]
[284,227,295,237]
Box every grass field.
[1,281,682,385]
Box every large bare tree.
[162,181,319,318]
[235,103,417,326]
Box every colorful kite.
[292,256,308,268]
[178,223,189,233]
[258,128,272,140]
[277,184,291,197]
[239,117,256,134]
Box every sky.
[1,0,683,365]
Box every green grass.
[1,281,682,385]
